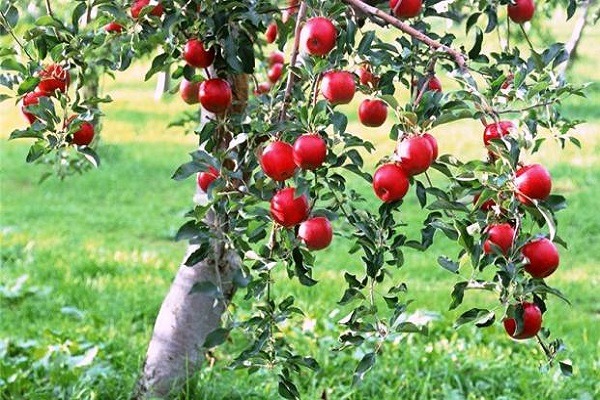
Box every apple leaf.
[353,352,376,386]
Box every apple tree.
[0,0,588,398]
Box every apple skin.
[131,0,164,18]
[255,82,271,95]
[358,99,387,128]
[183,39,215,69]
[300,17,337,56]
[270,187,310,228]
[395,135,434,176]
[197,166,219,192]
[37,64,70,95]
[522,238,559,278]
[298,217,333,250]
[473,192,496,211]
[508,0,535,23]
[179,78,201,105]
[503,302,542,339]
[260,141,297,181]
[293,134,327,170]
[267,63,284,83]
[390,0,422,19]
[199,78,232,114]
[67,116,95,146]
[515,164,552,205]
[268,51,285,66]
[21,92,47,124]
[356,65,377,87]
[321,71,356,105]
[427,76,442,92]
[422,133,438,162]
[105,22,124,33]
[373,163,410,202]
[266,22,278,44]
[483,223,515,255]
[483,120,515,146]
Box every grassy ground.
[1,16,600,400]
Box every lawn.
[1,14,600,400]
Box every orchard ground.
[1,18,600,400]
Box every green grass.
[2,17,600,400]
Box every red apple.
[300,17,337,57]
[197,166,219,192]
[267,63,283,83]
[501,73,514,90]
[265,22,278,44]
[508,0,535,23]
[183,39,215,69]
[179,78,201,105]
[105,22,124,33]
[503,302,542,339]
[473,193,496,211]
[321,71,356,105]
[522,238,559,278]
[422,133,438,162]
[298,217,333,250]
[260,141,297,181]
[358,99,387,128]
[21,92,47,124]
[270,187,310,228]
[131,0,164,18]
[395,135,434,176]
[483,223,515,255]
[483,120,515,146]
[67,116,95,146]
[199,78,232,114]
[268,51,285,66]
[37,64,70,95]
[390,0,422,19]
[356,65,378,87]
[373,163,410,202]
[293,134,327,170]
[515,164,552,205]
[428,76,442,92]
[255,82,271,95]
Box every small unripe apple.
[131,0,164,18]
[483,223,515,255]
[199,78,232,114]
[483,120,515,146]
[270,187,310,228]
[298,217,333,251]
[358,99,387,128]
[422,133,438,162]
[268,51,285,66]
[395,135,434,176]
[321,71,356,105]
[183,39,215,69]
[37,64,70,95]
[267,63,284,83]
[105,22,124,33]
[300,17,337,56]
[503,302,542,339]
[265,22,278,44]
[390,0,422,19]
[179,78,201,105]
[515,164,552,205]
[197,166,219,192]
[508,0,535,23]
[21,92,47,124]
[260,141,297,181]
[522,238,559,278]
[373,163,410,202]
[293,134,327,170]
[67,116,95,146]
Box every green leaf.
[353,352,376,386]
[17,77,40,95]
[449,281,468,310]
[278,376,300,400]
[559,360,573,376]
[144,53,170,81]
[468,27,483,60]
[454,308,494,328]
[438,256,459,274]
[189,281,222,298]
[175,220,199,241]
[203,328,230,348]
[184,243,211,266]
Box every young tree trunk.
[154,67,171,101]
[559,0,595,81]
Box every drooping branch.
[342,0,468,71]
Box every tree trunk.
[154,67,171,101]
[559,0,595,81]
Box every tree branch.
[45,0,54,17]
[0,11,35,61]
[342,0,468,71]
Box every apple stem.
[518,24,536,52]
[278,1,308,124]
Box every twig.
[44,0,54,17]
[496,100,560,115]
[278,1,308,123]
[342,0,468,71]
[0,11,35,61]
[413,57,438,106]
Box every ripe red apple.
[268,51,285,66]
[358,99,387,128]
[321,71,356,105]
[390,0,422,19]
[265,22,278,44]
[183,39,215,69]
[292,134,327,170]
[483,120,515,146]
[508,0,535,23]
[131,0,164,18]
[105,22,124,33]
[260,141,297,181]
[427,76,442,92]
[522,238,559,278]
[298,217,333,250]
[422,133,438,162]
[179,78,201,105]
[300,17,337,57]
[267,63,283,83]
[199,78,232,114]
[483,223,515,255]
[197,166,219,192]
[67,116,95,146]
[356,65,377,87]
[395,135,434,176]
[37,64,70,95]
[373,163,410,202]
[503,302,542,339]
[21,92,47,124]
[255,82,271,95]
[270,187,310,228]
[515,164,552,205]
